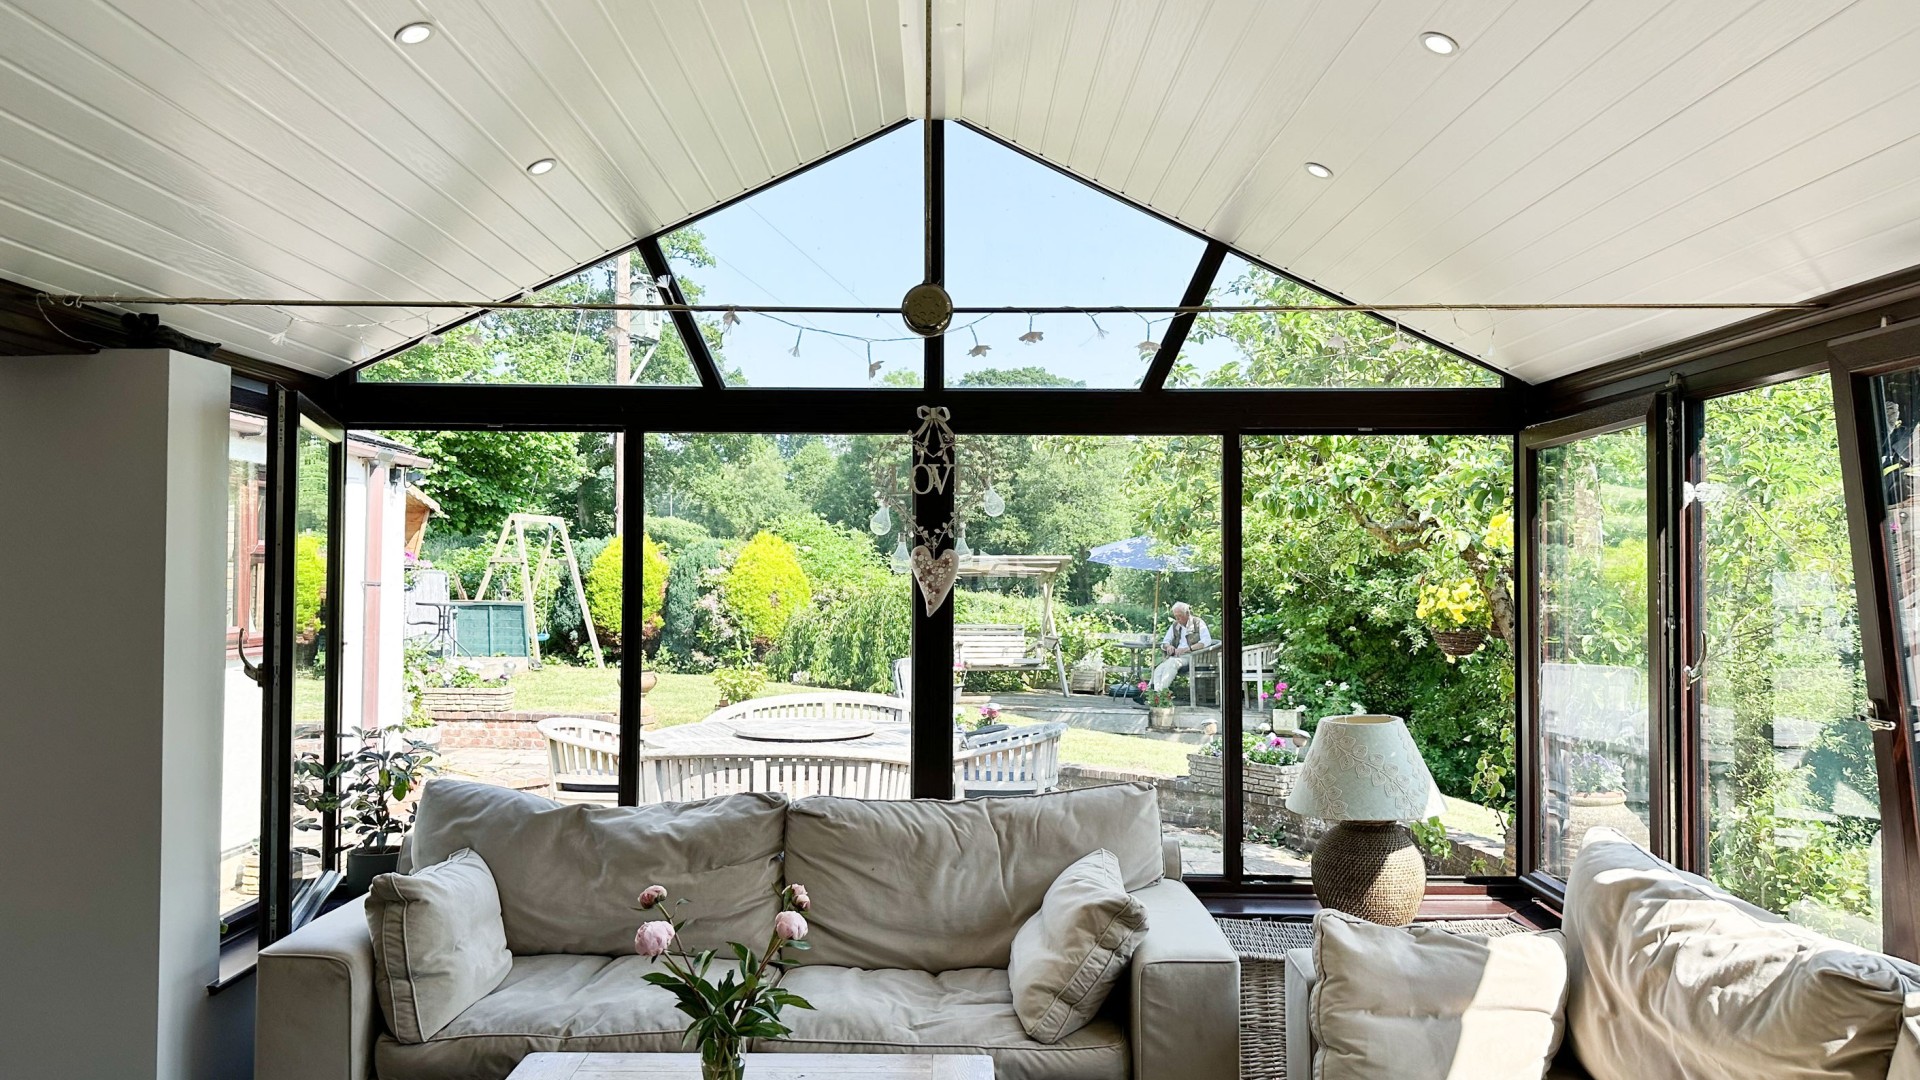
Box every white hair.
[1171,602,1191,615]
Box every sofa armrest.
[1129,881,1239,1080]
[1284,946,1316,1080]
[1160,837,1183,882]
[256,896,379,1080]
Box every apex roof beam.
[637,238,723,391]
[1142,242,1228,390]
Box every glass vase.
[700,1034,744,1080]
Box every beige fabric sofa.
[1286,828,1920,1080]
[256,779,1239,1080]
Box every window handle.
[237,628,265,688]
[1857,700,1898,733]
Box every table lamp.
[1286,714,1446,926]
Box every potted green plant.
[1138,680,1177,730]
[293,723,439,897]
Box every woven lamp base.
[1310,820,1426,926]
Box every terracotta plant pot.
[1566,790,1647,858]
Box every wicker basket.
[1430,626,1489,657]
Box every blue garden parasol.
[1088,536,1196,630]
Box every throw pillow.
[365,847,512,1043]
[1008,849,1150,1043]
[1565,827,1920,1080]
[1310,910,1569,1080]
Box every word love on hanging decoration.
[907,406,960,615]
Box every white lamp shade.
[1285,714,1446,822]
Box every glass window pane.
[343,431,622,802]
[221,410,268,919]
[289,425,333,907]
[643,433,914,798]
[1873,368,1920,735]
[1241,435,1516,878]
[1172,255,1500,388]
[946,125,1206,388]
[951,435,1221,877]
[360,249,703,386]
[660,124,922,388]
[1535,426,1651,878]
[1700,377,1877,947]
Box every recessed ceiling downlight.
[394,22,433,45]
[526,158,557,176]
[1421,31,1458,55]
[1304,162,1333,179]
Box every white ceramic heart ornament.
[910,544,959,616]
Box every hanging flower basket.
[1429,626,1489,657]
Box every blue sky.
[666,122,1234,387]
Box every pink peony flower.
[774,911,809,942]
[1274,681,1288,694]
[634,920,676,958]
[636,884,668,909]
[786,883,811,911]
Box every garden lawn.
[1055,726,1194,777]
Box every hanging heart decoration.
[911,544,959,616]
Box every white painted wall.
[0,350,249,1078]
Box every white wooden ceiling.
[2,0,1918,381]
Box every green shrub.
[660,538,729,669]
[770,514,887,601]
[713,665,766,705]
[293,533,326,639]
[585,534,669,645]
[768,576,910,693]
[547,535,609,658]
[722,532,812,649]
[644,516,710,552]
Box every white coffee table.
[508,1052,993,1079]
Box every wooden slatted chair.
[536,716,627,805]
[703,691,908,729]
[953,721,1066,796]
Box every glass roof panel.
[360,248,702,386]
[945,125,1206,389]
[1169,255,1500,388]
[660,124,922,388]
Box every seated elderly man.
[1149,601,1213,693]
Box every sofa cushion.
[1009,849,1148,1043]
[365,848,512,1043]
[406,779,786,956]
[374,954,698,1080]
[774,965,1128,1080]
[1565,827,1920,1080]
[1308,910,1568,1080]
[784,784,1163,970]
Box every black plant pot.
[341,845,402,897]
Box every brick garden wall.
[435,711,618,749]
[1057,760,1508,875]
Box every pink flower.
[1137,681,1149,692]
[774,911,809,942]
[1274,681,1288,695]
[786,883,811,911]
[636,884,668,909]
[634,920,676,958]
